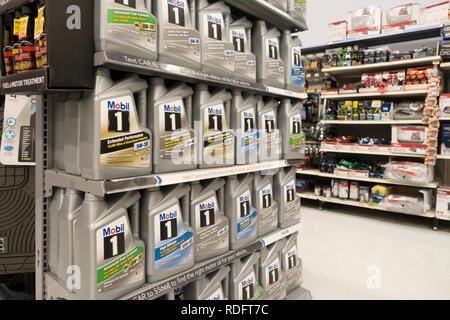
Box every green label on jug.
[107,9,157,31]
[289,134,304,146]
[96,245,144,285]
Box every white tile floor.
[299,203,450,300]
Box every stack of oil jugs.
[46,0,306,300]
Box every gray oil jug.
[47,188,65,274]
[231,90,259,165]
[94,0,157,60]
[252,21,285,89]
[55,189,84,287]
[72,191,145,300]
[257,96,282,162]
[64,93,83,175]
[196,0,235,78]
[230,252,264,300]
[184,266,230,300]
[190,178,229,262]
[253,172,279,237]
[140,184,194,283]
[79,69,152,180]
[154,0,201,69]
[274,166,301,228]
[193,84,234,168]
[281,30,304,93]
[148,78,196,173]
[259,240,286,300]
[280,233,302,291]
[224,174,257,250]
[278,98,305,160]
[287,0,306,23]
[228,17,256,82]
[267,0,288,12]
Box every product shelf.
[44,160,301,197]
[0,0,32,14]
[322,56,441,75]
[437,154,450,160]
[320,120,424,125]
[320,148,427,158]
[439,62,450,70]
[94,51,307,100]
[321,90,429,100]
[296,169,440,189]
[297,192,435,218]
[301,25,442,54]
[223,0,307,32]
[285,286,312,300]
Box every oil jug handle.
[137,90,147,127]
[145,0,152,12]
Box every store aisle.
[299,204,450,300]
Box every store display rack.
[321,90,429,100]
[45,160,301,198]
[319,148,427,158]
[297,192,435,219]
[297,169,440,189]
[321,120,424,125]
[44,224,302,300]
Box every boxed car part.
[360,72,382,93]
[383,193,426,215]
[405,66,438,91]
[328,21,347,43]
[439,94,450,118]
[383,161,435,184]
[441,124,450,155]
[154,0,201,70]
[259,240,287,300]
[436,187,450,220]
[382,3,420,34]
[382,70,405,91]
[347,6,382,39]
[393,101,424,120]
[229,17,257,83]
[419,1,449,27]
[392,125,428,154]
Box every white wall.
[301,0,441,46]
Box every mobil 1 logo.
[199,201,215,228]
[239,193,251,218]
[115,0,136,8]
[291,115,301,135]
[262,191,272,209]
[163,104,182,132]
[160,210,178,241]
[108,100,131,133]
[243,110,255,133]
[207,14,222,40]
[264,113,275,133]
[268,39,278,59]
[241,274,255,300]
[232,30,245,53]
[293,47,301,66]
[268,260,279,285]
[168,0,185,26]
[208,106,223,131]
[286,186,295,202]
[102,221,126,260]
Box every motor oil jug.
[190,178,229,262]
[267,0,288,12]
[55,189,84,286]
[196,0,234,78]
[94,0,157,60]
[230,252,264,300]
[224,174,257,249]
[154,0,201,69]
[228,17,256,82]
[54,95,66,170]
[257,96,282,162]
[140,184,194,283]
[148,78,196,173]
[193,84,234,168]
[259,240,286,300]
[274,166,301,228]
[184,266,230,300]
[231,90,259,165]
[278,98,305,160]
[47,188,65,274]
[79,69,152,180]
[72,191,145,300]
[252,21,285,89]
[280,233,302,291]
[287,0,306,23]
[64,93,83,176]
[253,172,279,237]
[281,30,304,93]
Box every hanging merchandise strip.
[424,71,441,166]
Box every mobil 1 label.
[96,217,144,293]
[203,104,233,161]
[236,191,257,240]
[100,96,151,167]
[154,204,194,270]
[289,113,303,152]
[285,245,300,284]
[265,257,285,299]
[284,180,300,219]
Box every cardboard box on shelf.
[441,124,450,154]
[382,3,421,34]
[360,72,383,93]
[436,187,450,221]
[347,6,382,39]
[382,70,406,92]
[439,94,450,118]
[419,1,449,27]
[405,66,438,91]
[328,21,348,43]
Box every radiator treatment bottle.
[189,178,229,262]
[154,0,201,69]
[140,184,194,283]
[148,78,196,173]
[95,0,157,60]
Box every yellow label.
[13,18,20,36]
[38,6,45,20]
[34,6,45,39]
[18,16,29,39]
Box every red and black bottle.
[18,5,36,73]
[3,14,14,75]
